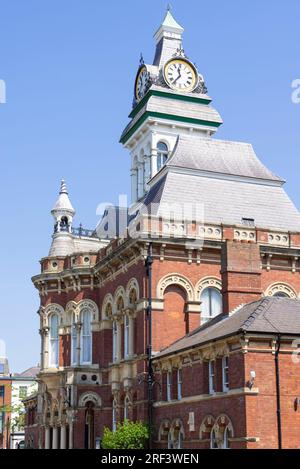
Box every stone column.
[76,323,82,366]
[116,320,122,362]
[52,426,58,450]
[131,169,138,203]
[43,328,49,369]
[69,421,73,450]
[150,144,158,178]
[60,425,66,450]
[129,316,134,358]
[45,427,50,449]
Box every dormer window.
[157,142,169,171]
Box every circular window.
[52,261,58,268]
[81,374,87,381]
[84,257,90,264]
[91,375,98,382]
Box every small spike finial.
[167,3,171,11]
[60,178,68,195]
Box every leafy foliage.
[102,420,149,449]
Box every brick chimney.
[221,240,262,314]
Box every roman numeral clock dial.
[164,59,198,93]
[135,66,149,102]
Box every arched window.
[116,296,124,312]
[71,314,77,365]
[49,314,59,367]
[201,288,222,323]
[168,425,184,449]
[81,309,92,364]
[273,292,289,298]
[112,321,118,363]
[157,142,168,171]
[124,315,130,359]
[129,288,137,306]
[210,420,233,449]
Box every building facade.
[25,10,300,449]
[0,361,38,449]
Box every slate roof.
[142,136,300,232]
[154,297,300,359]
[167,135,282,182]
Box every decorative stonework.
[195,277,222,298]
[265,282,297,298]
[157,274,194,301]
[234,229,256,242]
[78,392,102,408]
[199,225,222,240]
[267,232,289,246]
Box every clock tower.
[120,9,223,206]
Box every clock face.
[164,59,197,92]
[135,66,149,101]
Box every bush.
[101,420,149,449]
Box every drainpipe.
[145,243,153,449]
[275,334,282,449]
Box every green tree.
[102,420,149,449]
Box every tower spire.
[51,178,75,234]
[153,9,184,68]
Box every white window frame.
[222,356,229,392]
[177,369,182,401]
[208,361,215,394]
[157,142,169,171]
[167,371,172,402]
[49,314,59,368]
[112,321,118,363]
[80,309,92,365]
[201,287,222,324]
[124,315,130,359]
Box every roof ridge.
[241,297,273,330]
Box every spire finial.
[140,53,144,66]
[167,3,171,11]
[60,178,68,195]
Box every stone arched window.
[168,420,184,449]
[210,414,234,449]
[265,282,297,299]
[49,313,59,368]
[199,415,215,442]
[102,294,114,319]
[127,278,139,307]
[157,141,169,171]
[158,420,171,443]
[196,277,222,324]
[116,296,124,312]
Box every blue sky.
[0,0,299,372]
